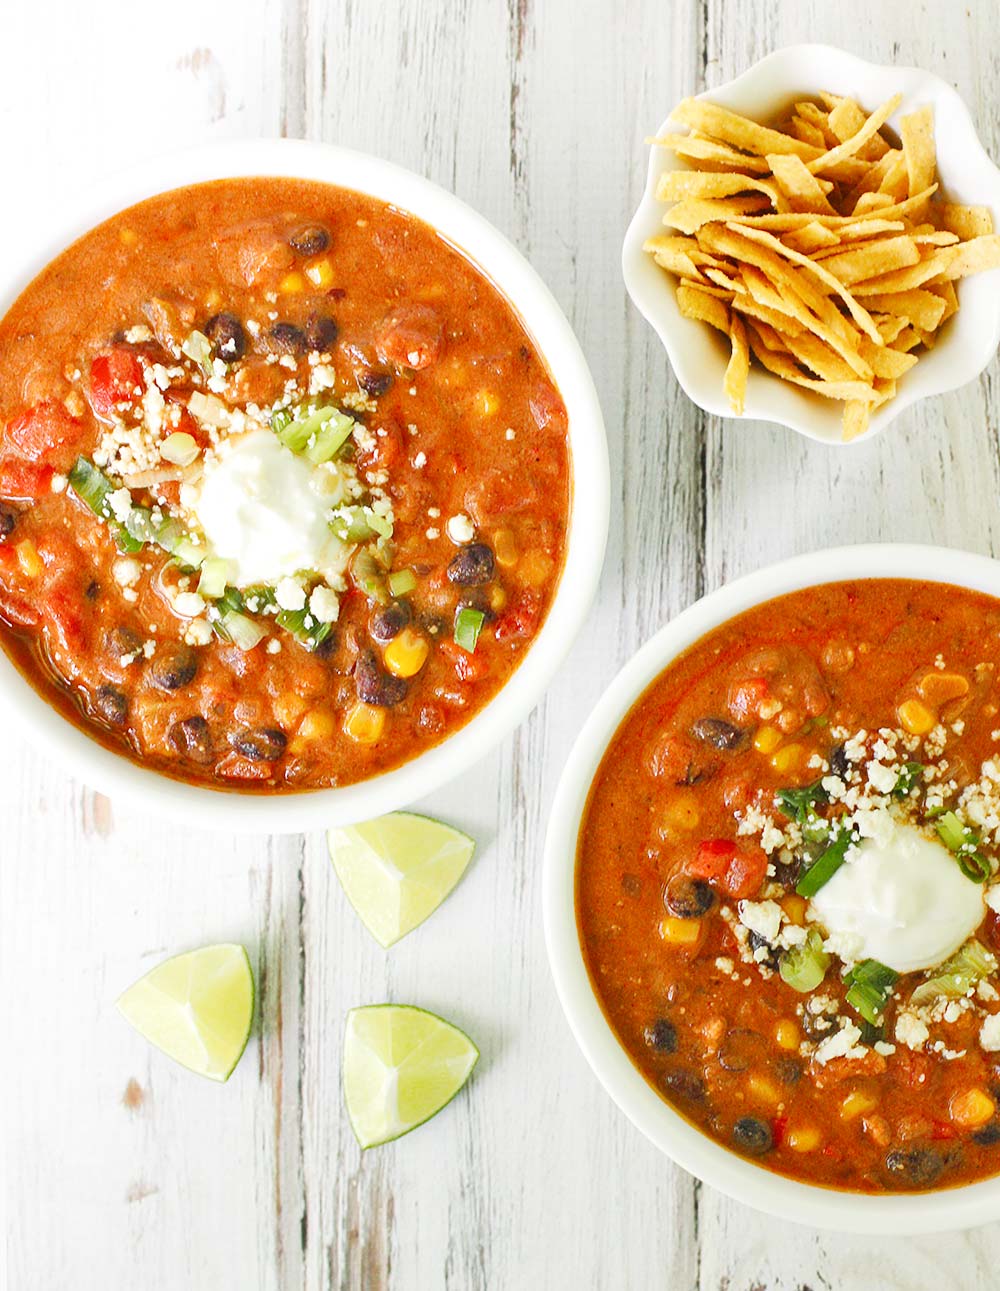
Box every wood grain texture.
[3,1,1000,1288]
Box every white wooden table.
[4,2,1000,1287]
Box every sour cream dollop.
[809,818,985,973]
[190,429,352,587]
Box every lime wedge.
[116,943,254,1082]
[328,812,475,947]
[343,1004,479,1147]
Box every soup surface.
[0,179,569,789]
[578,579,1000,1192]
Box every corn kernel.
[770,742,805,775]
[273,693,308,728]
[204,288,223,312]
[279,270,307,294]
[476,389,499,416]
[786,1124,822,1153]
[840,1089,879,1121]
[781,894,807,925]
[746,1073,782,1106]
[383,627,430,679]
[753,725,782,754]
[657,916,702,946]
[950,1088,995,1129]
[493,528,518,568]
[918,671,970,706]
[520,550,554,588]
[344,702,386,744]
[118,227,138,246]
[489,584,507,613]
[298,707,335,740]
[662,792,700,833]
[898,698,935,736]
[305,257,335,289]
[15,539,42,579]
[775,1020,800,1051]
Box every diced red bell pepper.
[494,591,541,643]
[439,637,490,683]
[42,586,87,656]
[771,1115,788,1148]
[0,458,54,499]
[89,349,145,417]
[216,751,274,781]
[689,838,738,881]
[5,402,85,462]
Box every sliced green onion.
[270,406,294,435]
[779,928,829,993]
[197,558,231,600]
[844,959,898,1025]
[387,568,417,597]
[219,610,267,651]
[352,549,389,604]
[68,456,114,514]
[795,829,852,898]
[776,778,829,826]
[125,506,159,544]
[910,938,997,1006]
[272,403,356,462]
[276,607,331,651]
[330,507,376,543]
[454,607,485,653]
[181,330,214,376]
[304,409,355,464]
[242,585,277,613]
[936,811,992,883]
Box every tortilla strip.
[649,134,773,174]
[724,314,750,414]
[858,336,919,379]
[872,313,910,343]
[723,222,883,344]
[932,234,1000,281]
[660,195,773,233]
[931,279,959,322]
[817,236,920,287]
[675,282,731,334]
[788,117,827,149]
[672,97,820,159]
[938,202,994,240]
[844,149,904,206]
[842,400,870,440]
[745,329,879,401]
[766,153,837,215]
[678,277,735,300]
[806,94,902,176]
[827,96,890,159]
[723,185,938,231]
[731,295,808,337]
[782,222,842,254]
[793,101,839,147]
[859,289,948,331]
[852,247,959,295]
[704,266,747,293]
[656,170,789,211]
[783,332,860,383]
[900,106,936,200]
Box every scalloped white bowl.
[544,544,1000,1232]
[0,139,609,832]
[622,45,1000,444]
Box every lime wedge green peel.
[116,943,254,1082]
[343,1004,479,1148]
[328,812,475,947]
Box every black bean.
[94,685,128,726]
[358,369,393,398]
[801,1009,836,1042]
[717,1028,766,1073]
[370,600,411,643]
[884,1147,945,1188]
[355,649,408,707]
[748,930,780,970]
[288,224,330,256]
[775,1056,802,1086]
[149,645,198,691]
[830,742,849,778]
[304,312,338,352]
[663,1069,705,1103]
[690,717,745,750]
[169,715,213,764]
[643,1019,677,1053]
[973,1121,1000,1147]
[313,631,337,660]
[732,1116,773,1157]
[231,727,287,762]
[84,579,101,601]
[446,543,495,588]
[0,502,19,541]
[104,625,142,661]
[204,312,246,361]
[772,854,803,889]
[663,874,714,919]
[267,322,307,355]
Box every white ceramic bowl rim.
[0,138,609,832]
[622,44,1000,445]
[544,543,1000,1234]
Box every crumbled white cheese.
[184,618,213,646]
[308,585,340,624]
[172,592,206,618]
[446,512,475,544]
[112,557,142,589]
[737,899,782,944]
[895,1013,930,1050]
[814,1021,864,1065]
[980,1014,1000,1052]
[275,577,307,612]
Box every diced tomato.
[216,751,274,781]
[41,586,87,656]
[439,637,490,683]
[89,348,145,416]
[5,401,85,462]
[375,303,444,370]
[931,1120,958,1141]
[689,839,737,881]
[0,458,54,499]
[528,384,568,432]
[771,1115,788,1148]
[719,846,768,899]
[728,677,767,723]
[494,591,541,643]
